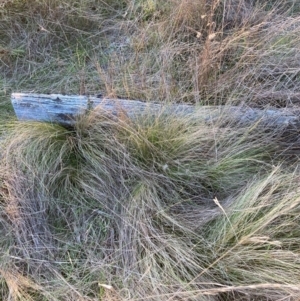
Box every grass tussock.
[2,0,300,300]
[1,108,300,300]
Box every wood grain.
[11,93,300,128]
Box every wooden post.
[11,93,300,128]
[11,93,195,125]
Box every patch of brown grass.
[1,1,300,300]
[0,108,300,300]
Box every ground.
[1,1,300,300]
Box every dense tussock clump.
[1,108,300,300]
[2,0,300,300]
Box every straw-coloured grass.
[1,0,300,111]
[1,0,300,300]
[0,107,300,300]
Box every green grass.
[2,0,300,108]
[1,0,300,300]
[1,108,300,300]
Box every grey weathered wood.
[12,93,89,125]
[11,93,194,125]
[11,93,300,128]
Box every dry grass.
[1,107,300,300]
[1,0,300,300]
[1,0,300,110]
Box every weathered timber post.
[11,93,300,128]
[11,93,194,125]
